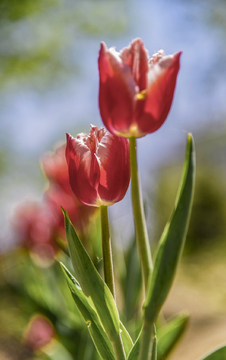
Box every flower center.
[136,89,147,101]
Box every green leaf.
[200,345,226,359]
[144,133,196,323]
[151,333,157,360]
[42,338,74,360]
[157,313,189,359]
[127,331,142,360]
[121,236,142,321]
[61,263,115,360]
[55,236,69,256]
[120,321,133,357]
[62,209,120,342]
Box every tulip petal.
[120,38,149,92]
[98,42,137,135]
[66,133,100,206]
[66,126,130,207]
[137,52,181,134]
[41,144,74,194]
[97,133,130,203]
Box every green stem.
[139,320,154,360]
[100,205,115,299]
[151,325,157,360]
[129,137,153,293]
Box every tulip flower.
[66,125,130,207]
[24,315,54,351]
[41,143,72,194]
[98,38,181,138]
[44,183,96,237]
[41,143,97,234]
[12,200,58,260]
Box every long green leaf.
[200,345,226,359]
[127,331,142,360]
[122,236,142,321]
[42,339,74,360]
[62,209,120,342]
[144,133,196,323]
[61,263,115,360]
[157,313,189,359]
[120,321,133,357]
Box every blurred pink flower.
[42,142,97,233]
[12,141,98,260]
[41,143,72,194]
[12,200,57,259]
[44,183,96,237]
[24,315,54,351]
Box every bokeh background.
[1,0,226,359]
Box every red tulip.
[66,125,130,206]
[12,142,99,260]
[12,200,59,263]
[44,183,96,236]
[24,315,54,351]
[41,143,72,194]
[98,38,181,138]
[41,143,97,234]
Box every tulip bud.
[66,125,130,207]
[98,38,181,138]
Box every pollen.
[136,89,147,100]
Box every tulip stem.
[100,205,115,299]
[129,137,153,294]
[139,320,155,360]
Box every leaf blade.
[127,331,142,360]
[61,263,115,360]
[157,313,189,359]
[144,133,196,323]
[200,345,226,359]
[120,321,133,357]
[62,209,120,341]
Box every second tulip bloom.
[66,125,130,207]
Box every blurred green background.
[1,0,226,359]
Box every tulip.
[12,200,58,260]
[24,315,54,351]
[41,143,97,234]
[66,125,130,207]
[98,38,181,138]
[44,183,96,237]
[41,143,72,194]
